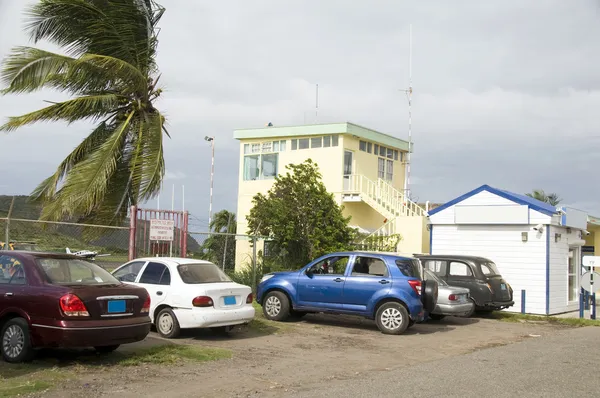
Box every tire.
[375,302,410,335]
[1,318,34,363]
[421,280,439,313]
[428,313,446,321]
[262,291,290,322]
[156,307,181,338]
[94,345,120,354]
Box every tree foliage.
[526,189,561,206]
[199,210,236,272]
[0,0,167,225]
[246,159,356,269]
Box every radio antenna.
[402,24,413,199]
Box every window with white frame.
[289,135,339,150]
[378,158,385,179]
[386,159,393,181]
[242,140,285,181]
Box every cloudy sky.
[1,0,600,229]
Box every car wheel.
[262,291,290,322]
[428,313,446,321]
[94,345,120,354]
[375,302,410,335]
[1,318,34,363]
[156,308,181,338]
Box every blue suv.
[256,251,438,335]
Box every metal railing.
[343,174,427,218]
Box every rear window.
[424,269,447,286]
[480,262,500,276]
[395,259,422,279]
[177,263,232,284]
[37,258,119,285]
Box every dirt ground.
[26,312,569,398]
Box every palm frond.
[29,121,114,202]
[0,94,122,132]
[129,111,164,200]
[39,111,135,221]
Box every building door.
[568,248,579,302]
[343,150,353,191]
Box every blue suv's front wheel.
[263,291,291,322]
[375,302,410,335]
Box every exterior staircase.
[342,174,427,250]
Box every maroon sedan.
[0,251,151,363]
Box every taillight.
[486,283,494,294]
[408,280,422,295]
[246,293,253,304]
[192,296,214,307]
[448,294,458,301]
[59,294,89,317]
[141,295,151,313]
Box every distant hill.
[0,195,201,254]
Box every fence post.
[182,211,188,258]
[129,205,137,261]
[4,196,15,248]
[520,290,526,314]
[252,235,257,293]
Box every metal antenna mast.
[402,24,413,199]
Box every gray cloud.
[2,0,600,225]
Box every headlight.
[260,274,274,283]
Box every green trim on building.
[233,122,411,151]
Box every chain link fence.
[0,217,130,271]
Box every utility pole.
[222,212,233,271]
[402,24,413,199]
[205,136,215,227]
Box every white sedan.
[111,257,255,338]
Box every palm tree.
[0,0,167,225]
[526,189,562,206]
[200,210,237,271]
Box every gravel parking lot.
[33,311,570,398]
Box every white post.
[403,24,413,199]
[209,138,215,227]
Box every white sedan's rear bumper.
[173,306,256,329]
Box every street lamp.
[205,136,215,228]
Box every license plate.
[501,284,507,291]
[224,296,236,306]
[107,300,126,313]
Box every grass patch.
[117,344,232,366]
[249,302,292,334]
[489,311,600,327]
[0,367,67,398]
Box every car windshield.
[37,257,119,285]
[177,263,232,284]
[480,262,500,276]
[395,258,423,279]
[424,269,447,286]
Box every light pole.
[205,136,215,228]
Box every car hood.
[267,271,298,278]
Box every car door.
[0,255,29,316]
[136,261,171,322]
[446,260,476,290]
[112,261,147,284]
[295,254,352,310]
[341,255,391,313]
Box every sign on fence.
[149,219,175,241]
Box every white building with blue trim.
[427,185,588,315]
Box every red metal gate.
[128,206,189,260]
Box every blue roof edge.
[427,184,558,217]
